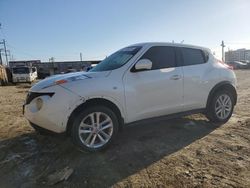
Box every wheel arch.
[206,81,237,109]
[66,98,124,135]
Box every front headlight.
[28,95,51,113]
[36,98,43,110]
[55,75,89,85]
[41,74,89,89]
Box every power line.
[6,42,37,59]
[226,42,250,45]
[0,23,8,40]
[0,23,37,61]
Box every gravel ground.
[0,70,249,188]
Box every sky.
[0,0,250,63]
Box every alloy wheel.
[215,94,232,120]
[78,112,114,149]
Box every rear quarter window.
[181,48,207,66]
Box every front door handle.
[170,75,181,80]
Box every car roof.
[129,42,211,52]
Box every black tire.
[71,105,119,152]
[206,89,235,123]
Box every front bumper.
[23,86,82,133]
[23,96,65,133]
[13,77,31,83]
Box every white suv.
[24,43,237,152]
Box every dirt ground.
[0,70,249,188]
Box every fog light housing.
[36,98,43,110]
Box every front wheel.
[206,90,235,123]
[71,106,119,152]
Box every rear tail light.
[217,60,233,70]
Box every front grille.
[26,92,55,104]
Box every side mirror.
[134,59,152,71]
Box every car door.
[123,46,184,123]
[179,47,211,110]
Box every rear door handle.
[170,75,181,80]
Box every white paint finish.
[134,59,152,70]
[62,71,127,121]
[24,42,237,133]
[24,85,82,133]
[31,71,110,92]
[124,67,183,122]
[182,60,219,110]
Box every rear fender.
[206,81,237,108]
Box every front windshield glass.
[90,46,142,72]
[12,67,30,74]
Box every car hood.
[30,71,110,92]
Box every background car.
[227,61,248,69]
[240,60,250,68]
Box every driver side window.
[140,46,176,70]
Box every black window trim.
[178,47,209,67]
[130,45,179,72]
[202,50,209,63]
[91,46,143,72]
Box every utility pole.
[221,40,225,62]
[3,40,8,66]
[6,50,11,61]
[80,52,83,62]
[0,49,2,65]
[0,39,8,66]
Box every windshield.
[90,46,142,72]
[12,67,30,74]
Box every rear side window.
[181,48,206,66]
[140,46,176,69]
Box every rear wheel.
[71,106,119,152]
[206,90,234,123]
